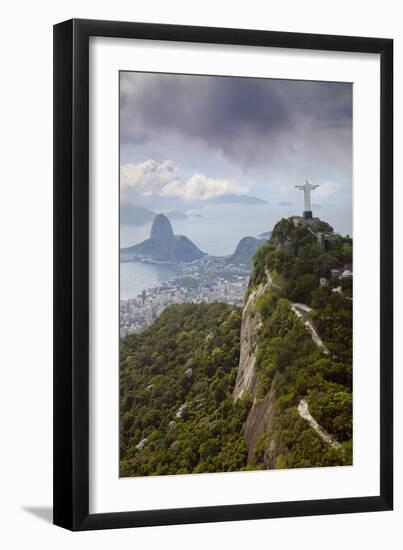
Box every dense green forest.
[248,218,352,467]
[120,217,353,475]
[120,303,251,476]
[251,289,352,468]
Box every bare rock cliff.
[232,276,270,400]
[243,389,275,464]
[232,271,280,466]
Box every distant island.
[120,194,266,226]
[167,210,188,220]
[120,204,155,225]
[205,194,267,205]
[120,203,189,226]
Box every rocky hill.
[120,203,156,225]
[120,214,205,263]
[234,216,352,468]
[227,236,267,267]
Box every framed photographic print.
[53,19,393,530]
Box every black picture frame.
[53,18,393,531]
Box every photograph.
[119,72,353,477]
[0,0,396,542]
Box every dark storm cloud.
[120,72,352,169]
[120,73,290,155]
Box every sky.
[120,71,352,230]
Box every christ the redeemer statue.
[295,179,318,219]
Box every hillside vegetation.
[120,216,353,475]
[247,218,352,467]
[120,303,251,476]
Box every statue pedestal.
[303,211,313,220]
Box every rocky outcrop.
[150,213,174,241]
[120,214,205,263]
[232,215,347,469]
[232,271,278,463]
[243,390,275,463]
[232,276,271,400]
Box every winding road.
[291,302,330,354]
[297,399,341,449]
[292,303,342,449]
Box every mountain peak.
[150,214,174,241]
[227,236,266,267]
[121,213,205,263]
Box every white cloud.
[315,181,340,198]
[121,160,246,202]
